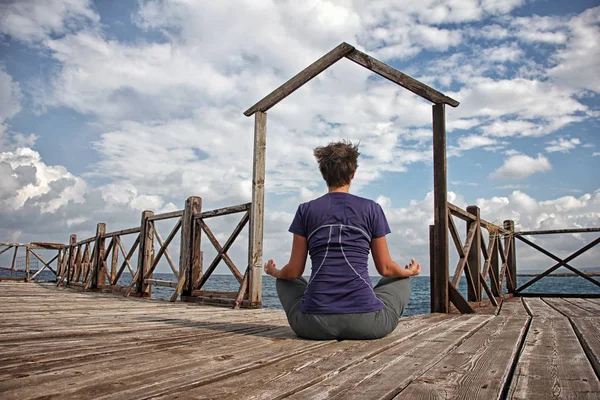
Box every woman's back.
[289,192,390,313]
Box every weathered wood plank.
[345,48,459,106]
[0,328,327,399]
[516,228,600,236]
[397,316,529,399]
[145,279,177,288]
[137,210,154,296]
[543,298,596,317]
[570,317,600,378]
[0,245,13,257]
[448,283,475,314]
[499,298,528,316]
[176,196,201,300]
[466,205,482,302]
[287,315,493,399]
[579,298,600,313]
[0,317,288,376]
[195,202,251,219]
[248,111,266,307]
[523,298,564,318]
[508,316,600,399]
[147,210,184,222]
[244,42,355,116]
[562,297,600,314]
[101,226,140,238]
[150,314,456,399]
[10,245,18,270]
[431,103,449,313]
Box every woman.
[264,141,420,340]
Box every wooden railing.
[513,228,600,296]
[3,196,261,308]
[430,203,516,313]
[183,201,252,308]
[57,223,143,294]
[0,242,63,282]
[431,203,600,313]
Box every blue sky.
[0,0,599,276]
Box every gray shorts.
[276,276,411,340]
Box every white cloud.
[547,7,600,93]
[498,184,531,190]
[0,0,99,42]
[0,147,85,213]
[477,24,509,40]
[457,135,500,150]
[447,118,481,131]
[448,134,506,156]
[0,69,38,154]
[593,152,600,157]
[511,14,569,44]
[545,137,580,153]
[491,153,552,180]
[482,0,526,15]
[0,68,21,120]
[411,25,462,51]
[451,77,587,121]
[482,44,524,62]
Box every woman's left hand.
[264,259,280,278]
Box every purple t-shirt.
[289,192,391,314]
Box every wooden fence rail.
[0,242,64,283]
[513,228,600,296]
[431,204,600,313]
[5,196,261,308]
[183,202,253,308]
[430,203,516,314]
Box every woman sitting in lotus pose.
[264,140,420,340]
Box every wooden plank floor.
[0,283,598,399]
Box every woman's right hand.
[264,259,280,278]
[404,258,421,276]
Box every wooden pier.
[1,42,599,398]
[1,282,598,399]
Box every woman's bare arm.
[264,234,308,279]
[371,236,420,278]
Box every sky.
[0,0,599,279]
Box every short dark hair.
[313,140,360,188]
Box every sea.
[3,270,599,316]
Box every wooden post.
[56,249,63,283]
[180,196,202,296]
[248,111,266,308]
[137,211,154,297]
[111,239,118,285]
[92,223,106,289]
[25,245,31,282]
[431,103,449,313]
[429,225,436,313]
[490,235,500,297]
[504,220,517,293]
[67,234,76,285]
[10,245,18,271]
[466,206,481,302]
